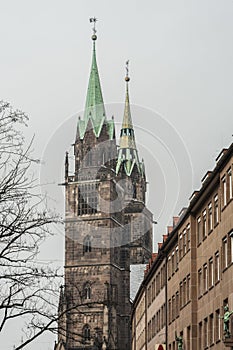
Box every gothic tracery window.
[78,184,98,215]
[83,235,91,253]
[86,147,92,166]
[83,324,91,342]
[83,283,91,300]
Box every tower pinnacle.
[116,62,144,176]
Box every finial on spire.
[125,60,130,82]
[90,17,97,40]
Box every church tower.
[116,63,153,264]
[55,21,152,350]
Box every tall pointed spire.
[77,18,115,140]
[84,24,106,124]
[116,62,143,176]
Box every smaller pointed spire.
[122,61,133,130]
[116,62,143,176]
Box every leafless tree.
[0,101,62,349]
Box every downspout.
[165,253,168,349]
[145,283,147,350]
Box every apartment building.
[131,143,233,350]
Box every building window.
[83,235,92,253]
[197,216,201,245]
[215,251,220,282]
[171,251,175,274]
[148,320,152,342]
[168,255,171,279]
[86,147,92,166]
[147,285,152,306]
[198,322,202,349]
[179,233,183,259]
[230,231,233,264]
[183,229,187,255]
[187,274,191,302]
[209,314,214,345]
[83,324,91,342]
[158,272,161,292]
[180,282,183,308]
[172,295,175,321]
[84,283,91,300]
[208,202,213,232]
[198,268,202,296]
[175,246,179,271]
[175,292,179,318]
[187,326,191,350]
[228,168,233,200]
[132,183,137,199]
[152,279,155,301]
[204,318,208,348]
[203,263,208,292]
[209,258,214,288]
[214,194,219,225]
[152,316,155,338]
[203,209,207,239]
[222,175,227,207]
[183,278,187,305]
[223,236,228,269]
[168,299,172,324]
[187,224,191,251]
[78,184,98,215]
[215,309,221,341]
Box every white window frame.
[208,202,213,231]
[228,168,233,199]
[215,251,220,282]
[222,176,227,206]
[223,236,228,269]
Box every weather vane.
[125,60,130,82]
[89,17,97,35]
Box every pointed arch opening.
[86,147,92,166]
[83,282,91,300]
[83,235,92,254]
[83,324,91,342]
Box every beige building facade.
[131,252,166,350]
[131,143,233,350]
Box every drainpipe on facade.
[165,252,168,349]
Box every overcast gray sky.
[0,0,233,349]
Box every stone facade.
[57,122,131,350]
[55,32,152,350]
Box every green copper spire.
[83,37,106,124]
[116,62,144,176]
[77,21,114,140]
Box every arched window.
[86,147,92,166]
[133,184,137,199]
[83,324,91,342]
[83,235,91,253]
[84,283,91,300]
